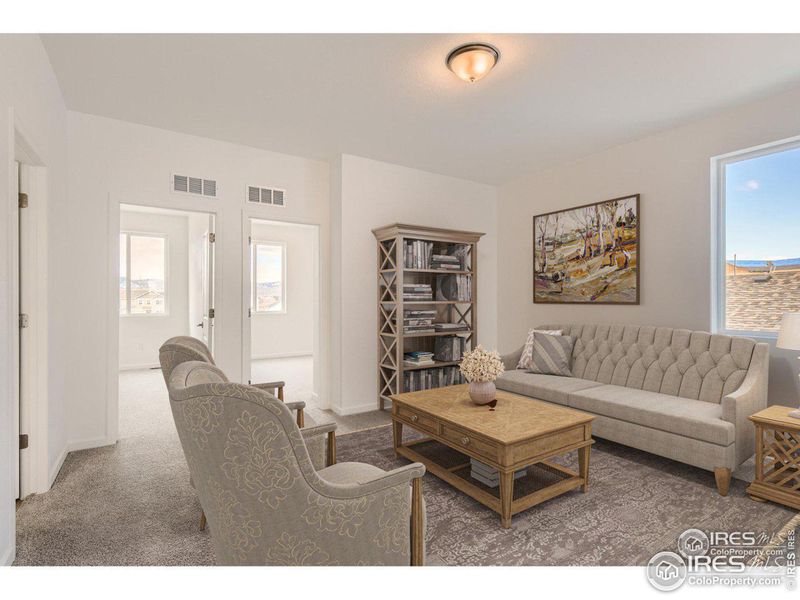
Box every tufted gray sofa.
[498,323,769,495]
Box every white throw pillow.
[517,328,563,370]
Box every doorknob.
[196,322,204,328]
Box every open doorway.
[246,219,319,408]
[118,204,215,437]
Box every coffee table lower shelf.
[395,435,591,528]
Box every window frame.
[251,240,287,315]
[711,134,800,338]
[119,231,170,317]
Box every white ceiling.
[42,34,800,184]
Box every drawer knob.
[461,436,470,446]
[410,414,418,423]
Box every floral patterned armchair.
[168,360,426,565]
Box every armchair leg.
[296,407,305,428]
[714,467,731,496]
[199,510,207,531]
[411,477,424,566]
[326,432,337,467]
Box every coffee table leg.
[392,420,403,457]
[578,445,590,492]
[499,470,514,529]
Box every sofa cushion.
[496,370,602,406]
[568,384,735,446]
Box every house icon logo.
[678,528,710,558]
[647,551,687,591]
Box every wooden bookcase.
[372,223,484,410]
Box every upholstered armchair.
[158,336,306,428]
[168,360,426,565]
[159,336,335,530]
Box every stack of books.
[435,275,472,302]
[434,335,466,361]
[434,322,470,333]
[404,240,434,269]
[404,351,435,367]
[402,283,433,301]
[431,253,462,271]
[470,459,527,489]
[402,309,436,334]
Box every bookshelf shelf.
[372,223,484,411]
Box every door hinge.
[209,232,216,243]
[248,235,252,245]
[19,314,29,329]
[248,308,252,318]
[18,192,28,209]
[19,434,28,450]
[208,308,215,319]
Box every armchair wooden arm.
[251,380,304,427]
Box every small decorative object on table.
[460,344,505,405]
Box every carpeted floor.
[13,370,797,566]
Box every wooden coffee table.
[390,384,595,528]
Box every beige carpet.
[13,369,797,565]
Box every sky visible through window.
[255,243,284,312]
[725,146,800,263]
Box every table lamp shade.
[777,312,800,350]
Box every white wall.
[119,209,190,369]
[66,111,330,450]
[0,35,69,565]
[250,221,315,359]
[331,154,498,415]
[497,85,800,407]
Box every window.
[714,139,800,334]
[120,232,167,315]
[252,242,286,313]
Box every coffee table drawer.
[440,423,498,460]
[397,405,437,434]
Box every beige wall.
[331,154,497,414]
[497,85,800,407]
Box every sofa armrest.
[721,342,769,466]
[501,346,524,371]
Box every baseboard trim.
[251,352,313,360]
[0,543,13,566]
[332,401,381,417]
[67,436,116,453]
[48,445,68,489]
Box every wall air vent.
[247,185,286,207]
[172,173,217,198]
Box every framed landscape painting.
[533,194,640,304]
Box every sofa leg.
[714,467,731,496]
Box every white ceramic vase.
[468,380,496,405]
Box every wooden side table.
[747,406,800,510]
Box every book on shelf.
[402,282,433,302]
[434,323,470,332]
[435,274,472,302]
[434,335,466,361]
[403,365,465,392]
[430,253,463,271]
[404,240,434,269]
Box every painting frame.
[532,194,640,305]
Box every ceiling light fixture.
[446,43,500,83]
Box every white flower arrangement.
[460,344,505,383]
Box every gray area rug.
[340,425,798,566]
[13,370,797,565]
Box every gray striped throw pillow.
[529,332,575,377]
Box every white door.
[201,216,216,351]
